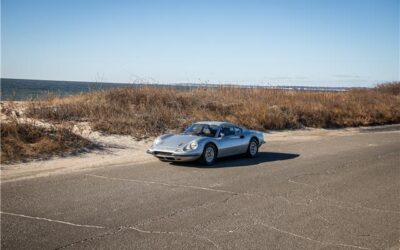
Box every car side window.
[234,127,242,136]
[221,125,235,137]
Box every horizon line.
[1,77,389,88]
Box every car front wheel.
[247,138,259,158]
[201,144,217,166]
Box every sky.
[1,0,399,87]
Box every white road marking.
[0,211,105,229]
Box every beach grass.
[1,120,92,164]
[25,82,400,139]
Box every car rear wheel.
[246,138,259,158]
[201,144,217,166]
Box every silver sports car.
[147,121,265,165]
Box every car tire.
[246,138,259,158]
[201,143,217,166]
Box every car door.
[217,125,244,157]
[234,127,249,154]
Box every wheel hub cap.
[250,142,257,155]
[206,147,214,162]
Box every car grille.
[153,151,173,156]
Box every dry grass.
[26,82,400,138]
[1,120,93,164]
[375,81,400,95]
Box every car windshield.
[182,124,219,137]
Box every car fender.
[159,134,174,140]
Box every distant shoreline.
[1,78,359,101]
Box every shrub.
[26,84,400,138]
[1,121,93,163]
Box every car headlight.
[153,137,162,145]
[189,141,198,150]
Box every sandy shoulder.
[0,122,155,182]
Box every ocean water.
[0,78,352,101]
[0,78,134,101]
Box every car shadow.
[170,152,300,168]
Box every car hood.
[156,134,200,149]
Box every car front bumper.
[146,149,201,162]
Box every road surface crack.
[86,174,236,194]
[1,211,220,249]
[55,225,220,249]
[0,211,105,229]
[287,177,400,214]
[124,225,220,249]
[136,194,238,227]
[256,221,371,250]
[88,173,400,215]
[55,227,124,249]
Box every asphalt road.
[2,128,400,249]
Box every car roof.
[194,121,233,126]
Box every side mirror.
[220,133,225,138]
